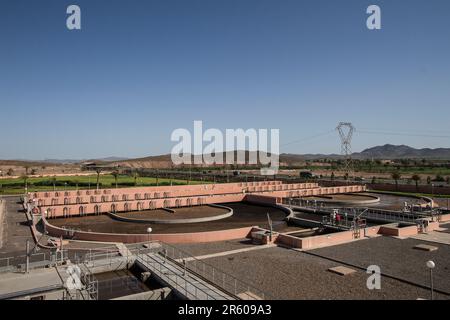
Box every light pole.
[146,227,152,245]
[426,260,435,300]
[25,239,30,273]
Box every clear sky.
[1,0,449,160]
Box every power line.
[280,130,335,148]
[359,130,450,139]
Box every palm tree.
[51,176,57,191]
[111,170,119,188]
[391,172,401,190]
[20,175,29,193]
[412,174,421,190]
[73,179,79,190]
[133,170,139,186]
[95,168,102,190]
[24,165,29,175]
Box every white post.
[426,260,435,300]
[26,240,30,273]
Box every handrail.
[123,241,269,300]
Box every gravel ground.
[309,236,450,294]
[201,246,448,299]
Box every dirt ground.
[115,205,229,220]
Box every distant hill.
[3,145,450,169]
[353,144,450,160]
[110,151,281,168]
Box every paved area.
[0,196,34,259]
[410,231,450,245]
[176,238,260,257]
[0,267,63,298]
[201,245,448,299]
[179,244,276,262]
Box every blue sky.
[1,0,449,159]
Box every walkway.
[136,252,235,300]
[179,243,276,262]
[410,231,450,245]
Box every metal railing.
[335,207,419,224]
[81,269,98,300]
[0,250,69,274]
[136,241,268,300]
[287,197,424,224]
[136,250,232,300]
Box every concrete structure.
[28,181,365,218]
[25,181,366,244]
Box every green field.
[0,174,208,195]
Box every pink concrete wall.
[299,230,355,249]
[32,181,288,200]
[273,230,355,249]
[40,193,246,218]
[43,216,254,244]
[275,233,303,248]
[31,181,365,219]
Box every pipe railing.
[124,241,269,300]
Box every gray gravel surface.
[309,236,450,294]
[202,246,448,299]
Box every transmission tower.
[336,122,355,180]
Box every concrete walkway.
[0,197,35,258]
[137,252,235,300]
[0,267,64,299]
[179,243,276,262]
[410,231,450,245]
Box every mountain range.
[3,145,450,167]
